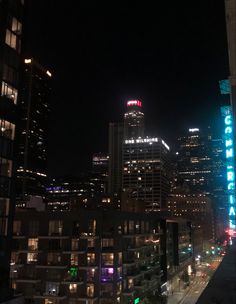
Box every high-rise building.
[0,0,24,301]
[16,58,51,203]
[122,137,171,211]
[175,128,213,193]
[108,122,124,195]
[124,99,144,139]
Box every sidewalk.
[167,288,190,304]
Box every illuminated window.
[87,253,95,265]
[28,238,38,251]
[87,268,95,281]
[86,284,94,297]
[27,252,37,264]
[102,253,114,266]
[0,119,15,140]
[1,81,18,104]
[11,17,22,34]
[69,283,77,294]
[70,253,78,266]
[5,29,17,49]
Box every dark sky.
[24,0,229,177]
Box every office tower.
[16,58,51,204]
[176,128,213,193]
[0,0,24,301]
[124,99,144,139]
[108,122,124,195]
[122,137,171,211]
[91,153,109,194]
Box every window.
[27,252,37,264]
[0,218,7,236]
[102,253,114,266]
[48,253,61,265]
[102,238,114,247]
[13,220,21,235]
[11,17,22,34]
[87,253,95,266]
[71,239,78,250]
[101,267,113,282]
[0,198,10,217]
[87,238,95,248]
[49,220,63,236]
[2,64,18,85]
[70,253,78,266]
[87,268,95,281]
[45,282,60,296]
[88,219,96,234]
[0,157,12,177]
[28,238,38,251]
[5,17,22,52]
[1,81,18,104]
[69,283,77,294]
[86,284,94,297]
[0,119,15,140]
[117,252,122,265]
[29,220,39,236]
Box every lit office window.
[69,284,77,294]
[0,119,15,140]
[28,238,38,251]
[27,252,37,264]
[86,284,94,297]
[1,81,18,104]
[11,17,22,34]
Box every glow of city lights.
[189,128,199,132]
[127,100,142,107]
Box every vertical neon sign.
[221,106,236,232]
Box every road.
[179,256,222,304]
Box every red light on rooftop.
[127,100,142,107]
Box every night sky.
[24,0,229,177]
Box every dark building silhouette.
[16,58,51,204]
[0,0,24,301]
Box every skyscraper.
[16,58,51,204]
[108,122,124,195]
[124,99,144,139]
[0,0,23,301]
[122,137,171,211]
[175,128,212,193]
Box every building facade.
[122,137,171,212]
[0,0,24,301]
[16,58,51,203]
[108,123,124,195]
[11,209,165,304]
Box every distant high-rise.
[122,137,171,211]
[108,122,124,195]
[16,58,51,202]
[175,128,213,193]
[0,0,23,301]
[124,99,144,139]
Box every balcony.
[15,278,41,283]
[77,296,98,302]
[61,280,83,285]
[36,263,67,269]
[38,235,69,239]
[34,293,67,300]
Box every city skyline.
[23,1,229,176]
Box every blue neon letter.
[225,115,232,125]
[225,126,233,134]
